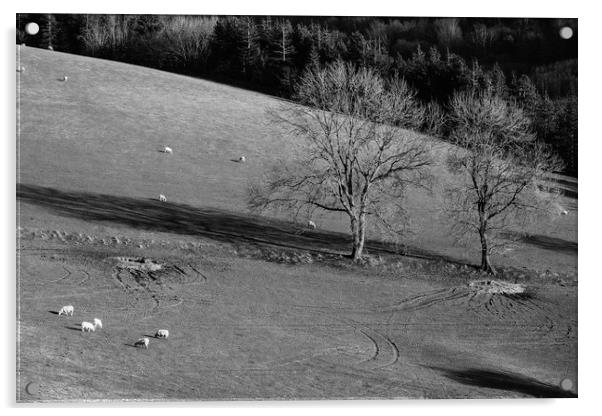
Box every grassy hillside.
[17,46,297,208]
[17,46,577,272]
[16,47,577,401]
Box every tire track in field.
[375,285,560,333]
[355,326,400,370]
[76,269,90,285]
[111,263,203,321]
[466,293,559,337]
[375,287,470,313]
[283,300,401,371]
[371,284,573,348]
[333,313,401,370]
[188,263,208,282]
[48,265,73,284]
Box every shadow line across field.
[17,183,577,263]
[429,366,577,398]
[511,233,578,254]
[18,183,457,262]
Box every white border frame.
[3,1,598,414]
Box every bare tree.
[160,16,217,69]
[434,18,463,48]
[248,61,431,261]
[444,90,562,274]
[472,23,494,52]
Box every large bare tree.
[444,90,562,274]
[248,61,431,261]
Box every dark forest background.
[16,14,578,176]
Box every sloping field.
[16,47,577,401]
[17,229,577,401]
[17,47,577,272]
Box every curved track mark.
[331,316,400,370]
[355,326,399,370]
[49,265,72,284]
[76,269,90,285]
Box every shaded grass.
[429,366,577,398]
[18,183,578,287]
[17,183,462,264]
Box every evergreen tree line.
[17,14,578,175]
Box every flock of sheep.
[58,304,169,349]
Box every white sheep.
[159,194,167,202]
[58,305,74,316]
[93,318,103,329]
[81,321,97,332]
[561,210,569,216]
[61,76,68,82]
[17,66,25,72]
[163,146,173,154]
[155,329,169,339]
[48,45,54,51]
[239,156,246,163]
[307,220,317,229]
[134,337,150,349]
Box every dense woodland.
[17,14,578,175]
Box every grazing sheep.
[93,318,103,329]
[159,194,167,202]
[155,329,169,339]
[17,66,25,72]
[134,337,150,349]
[163,146,173,154]
[81,321,96,332]
[561,210,569,216]
[239,156,246,163]
[61,76,68,82]
[58,305,74,316]
[307,220,317,229]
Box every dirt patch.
[469,280,526,295]
[113,256,163,272]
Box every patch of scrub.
[113,256,163,272]
[469,280,526,295]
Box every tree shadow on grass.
[429,366,576,398]
[502,232,578,254]
[17,183,459,263]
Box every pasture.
[16,47,577,401]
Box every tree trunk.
[281,26,286,62]
[479,229,496,275]
[350,213,366,262]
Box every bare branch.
[443,90,560,273]
[250,61,432,260]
